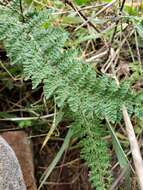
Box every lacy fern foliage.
[0,1,143,189]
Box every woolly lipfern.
[0,2,143,189]
[72,118,112,189]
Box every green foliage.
[18,120,32,128]
[74,0,93,5]
[124,5,138,16]
[72,118,112,189]
[0,1,143,189]
[129,61,143,83]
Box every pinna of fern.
[0,2,143,190]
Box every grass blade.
[38,128,72,190]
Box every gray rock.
[0,136,26,190]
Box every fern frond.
[72,118,112,190]
[0,3,143,189]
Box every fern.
[72,117,112,189]
[0,2,143,189]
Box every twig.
[134,28,142,71]
[102,29,134,73]
[64,0,100,33]
[95,0,117,17]
[0,0,24,19]
[64,0,108,48]
[122,106,143,190]
[19,0,25,22]
[110,169,127,190]
[108,0,127,56]
[0,61,16,81]
[86,50,108,63]
[0,113,54,121]
[78,3,108,11]
[0,127,24,132]
[114,76,143,190]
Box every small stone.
[2,131,37,190]
[0,136,26,190]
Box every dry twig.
[115,78,143,190]
[122,106,143,190]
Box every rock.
[2,131,37,190]
[0,136,26,190]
